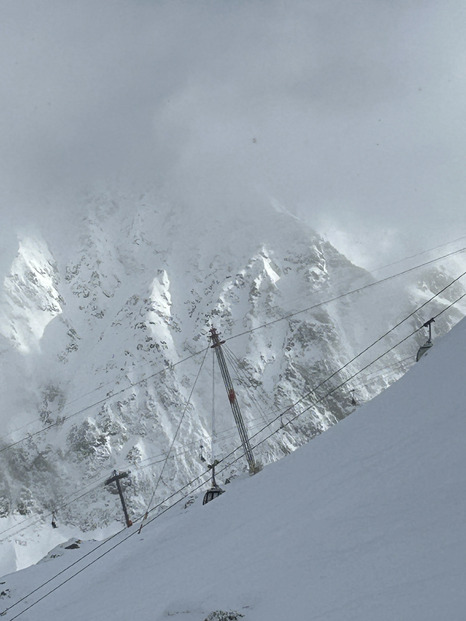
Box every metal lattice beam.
[209,327,258,474]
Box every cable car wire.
[213,286,466,473]
[2,265,465,546]
[4,287,465,621]
[370,234,466,274]
[0,250,464,550]
[138,346,209,532]
[0,347,209,455]
[0,312,430,620]
[3,241,464,456]
[250,290,466,451]
[3,245,466,615]
[2,265,465,541]
[0,409,279,543]
[226,246,466,344]
[244,268,466,428]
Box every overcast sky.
[1,0,465,270]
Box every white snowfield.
[1,317,465,620]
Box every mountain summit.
[0,193,464,573]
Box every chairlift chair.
[416,340,433,362]
[203,484,224,505]
[416,318,435,362]
[203,460,224,505]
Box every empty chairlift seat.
[416,317,435,362]
[203,484,224,505]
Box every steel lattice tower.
[209,327,259,475]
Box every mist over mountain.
[1,190,465,575]
[2,1,466,273]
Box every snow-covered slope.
[0,193,465,573]
[2,305,466,620]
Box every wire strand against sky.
[4,242,465,458]
[246,288,466,455]
[226,245,466,343]
[4,287,465,621]
[370,234,466,274]
[215,281,466,471]
[1,250,465,550]
[138,345,209,532]
[239,267,466,428]
[0,346,209,455]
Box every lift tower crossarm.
[209,327,259,474]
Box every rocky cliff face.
[0,192,465,572]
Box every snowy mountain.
[0,192,465,574]
[2,288,466,621]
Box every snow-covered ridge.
[0,193,465,574]
[0,236,61,353]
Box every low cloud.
[1,0,465,270]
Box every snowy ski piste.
[1,316,466,620]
